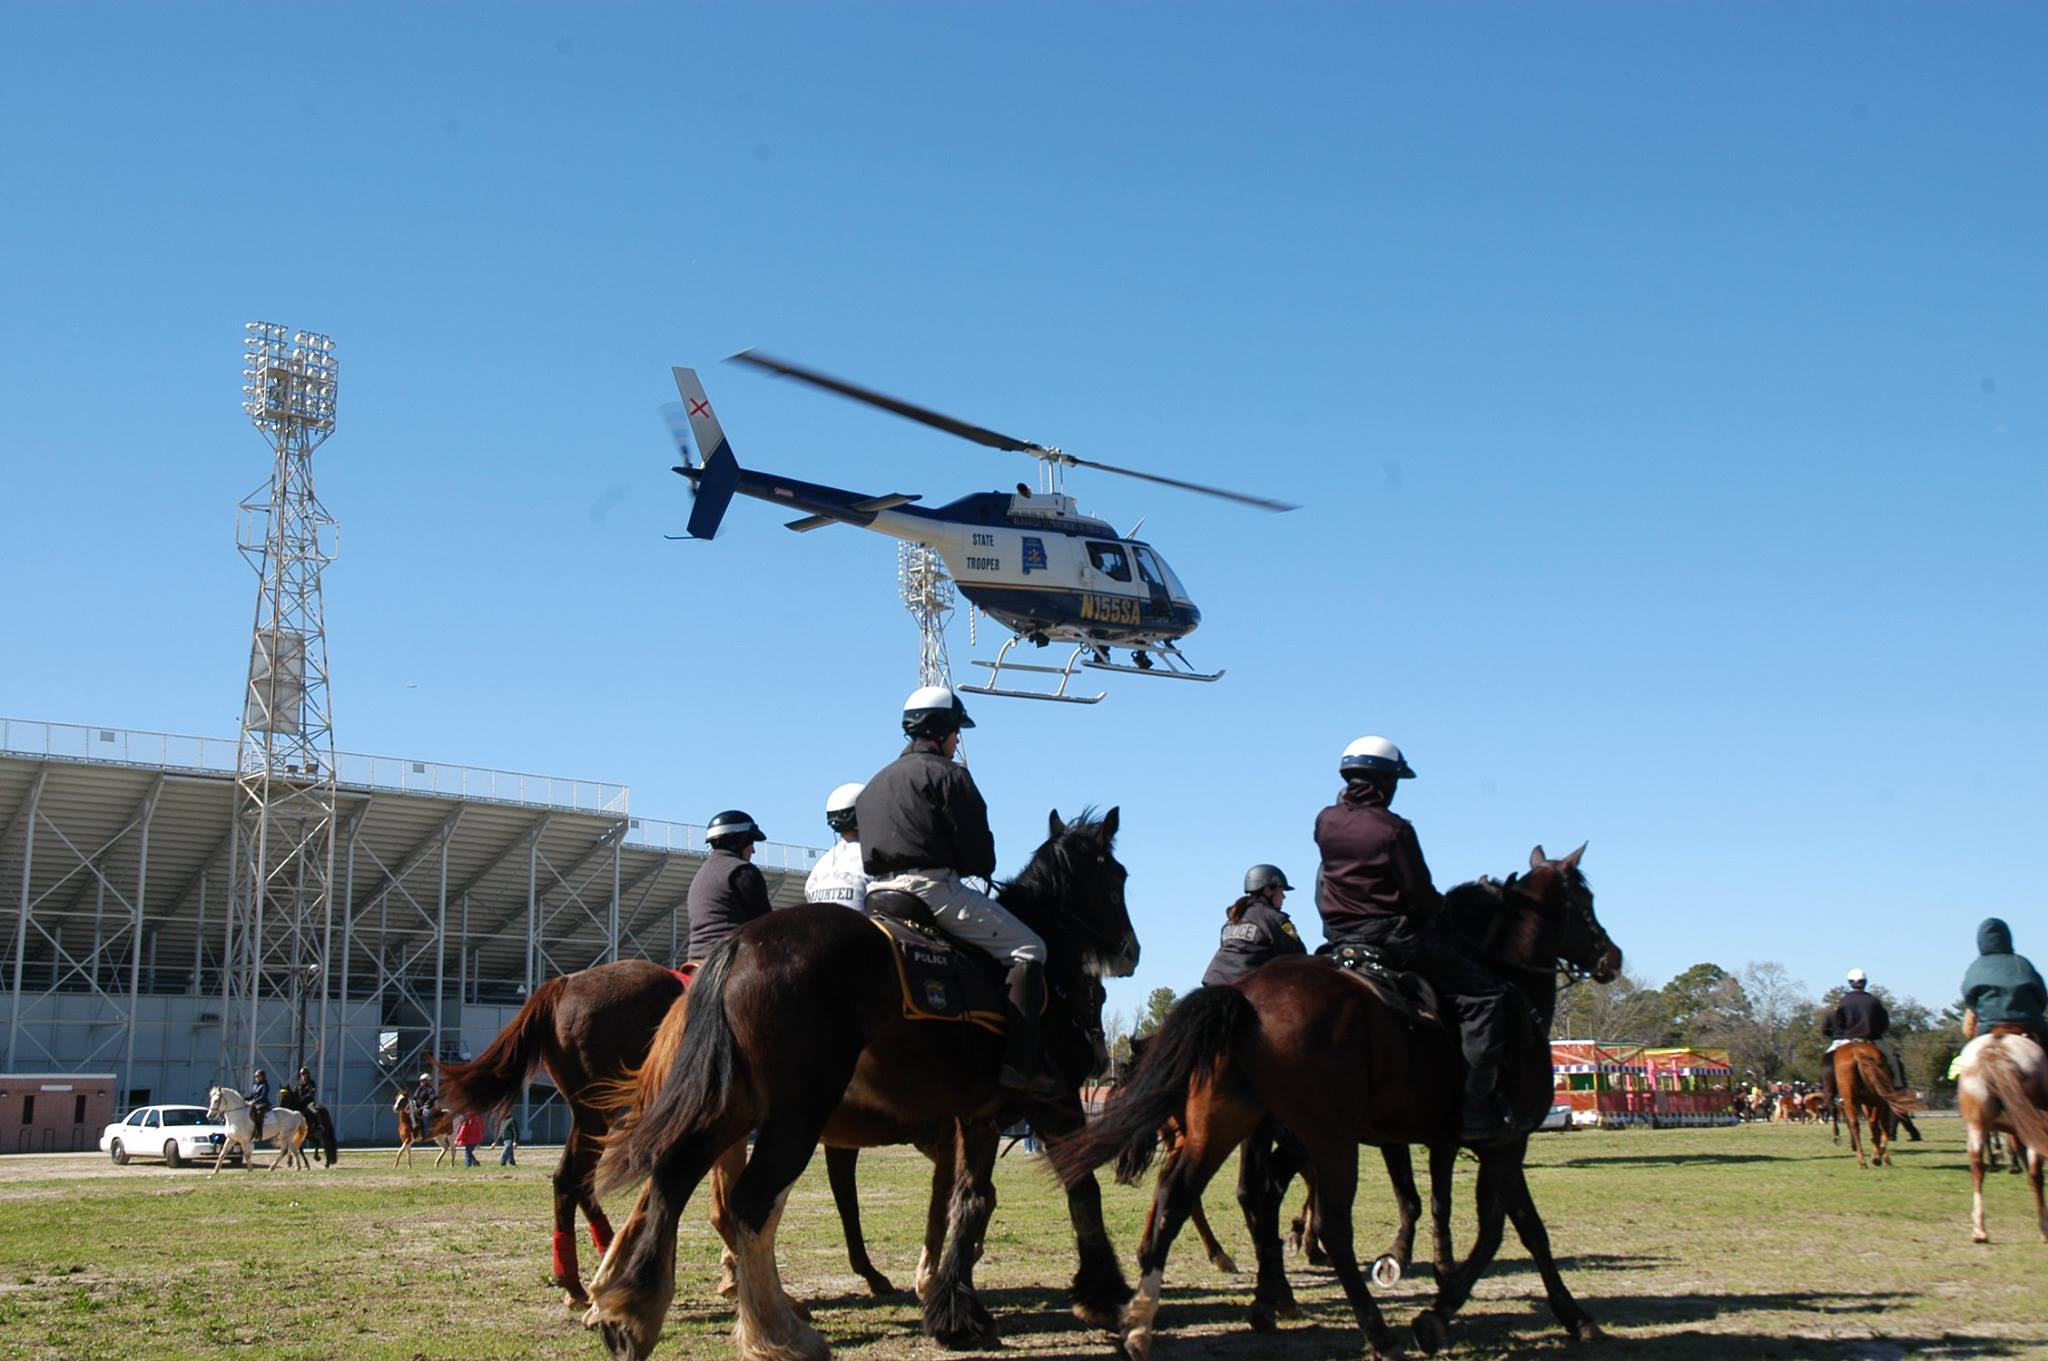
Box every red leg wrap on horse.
[589,1211,615,1253]
[552,1230,578,1282]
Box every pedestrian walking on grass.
[456,1111,484,1167]
[498,1115,519,1167]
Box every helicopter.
[666,351,1296,703]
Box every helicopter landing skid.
[1082,646,1224,683]
[960,642,1107,704]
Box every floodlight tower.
[897,541,956,690]
[221,323,341,1089]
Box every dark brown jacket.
[1313,781,1442,934]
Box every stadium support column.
[120,779,164,1107]
[221,323,342,1084]
[5,770,48,1070]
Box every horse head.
[1006,806,1140,981]
[1448,843,1619,984]
[1523,843,1621,983]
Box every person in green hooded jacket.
[1960,917,2047,1040]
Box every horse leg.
[1236,1120,1299,1331]
[585,1130,735,1361]
[1966,1120,1990,1242]
[914,1130,956,1303]
[2029,1147,2048,1244]
[1300,1143,1404,1361]
[1413,1145,1516,1355]
[1374,1143,1421,1287]
[1189,1188,1238,1275]
[826,1145,897,1296]
[553,1122,604,1307]
[1426,1141,1458,1280]
[1061,1164,1135,1327]
[724,1112,838,1361]
[710,1138,745,1297]
[924,1119,1000,1349]
[1500,1152,1599,1341]
[1121,1085,1267,1361]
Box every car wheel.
[110,1139,129,1166]
[164,1141,185,1169]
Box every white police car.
[99,1104,240,1168]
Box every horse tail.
[1851,1046,1921,1118]
[1048,984,1253,1190]
[1980,1045,2048,1161]
[437,974,567,1120]
[598,940,747,1194]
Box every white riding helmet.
[902,684,975,737]
[418,1072,432,1083]
[1846,968,1868,986]
[825,782,864,835]
[1340,735,1415,780]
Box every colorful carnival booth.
[1551,1043,1741,1128]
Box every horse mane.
[993,807,1109,951]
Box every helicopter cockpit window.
[1134,545,1189,600]
[1086,541,1132,582]
[1132,547,1166,588]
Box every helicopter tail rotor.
[671,366,743,540]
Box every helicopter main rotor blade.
[1064,455,1299,513]
[729,349,1044,453]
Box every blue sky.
[2,4,2042,1027]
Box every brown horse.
[586,808,1140,1361]
[1831,1041,1919,1169]
[1050,845,1619,1361]
[1957,1030,2048,1241]
[392,1092,455,1167]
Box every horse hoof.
[1570,1317,1605,1343]
[1371,1254,1404,1288]
[1073,1301,1122,1331]
[1247,1302,1277,1333]
[1411,1309,1449,1356]
[1973,1232,1990,1244]
[562,1288,590,1310]
[1274,1295,1301,1321]
[1212,1253,1240,1275]
[862,1273,899,1298]
[716,1273,738,1298]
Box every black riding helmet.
[706,809,768,850]
[1243,864,1293,897]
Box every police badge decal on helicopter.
[664,352,1296,703]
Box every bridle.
[1552,868,1615,984]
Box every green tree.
[1659,963,1732,1044]
[1553,969,1670,1043]
[1134,986,1179,1038]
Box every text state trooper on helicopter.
[804,782,873,911]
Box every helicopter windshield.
[1132,545,1189,601]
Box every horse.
[205,1086,312,1175]
[1956,1030,2048,1241]
[392,1091,456,1167]
[437,957,947,1307]
[277,1088,339,1167]
[585,808,1140,1361]
[1049,844,1620,1361]
[1831,1041,1919,1170]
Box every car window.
[142,1110,160,1128]
[121,1109,143,1126]
[160,1109,207,1127]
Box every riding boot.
[1459,1062,1512,1143]
[998,960,1061,1099]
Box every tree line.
[1104,961,1968,1095]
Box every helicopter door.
[1130,545,1172,614]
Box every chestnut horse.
[1051,845,1619,1361]
[586,808,1139,1361]
[392,1092,454,1167]
[1956,1030,2048,1241]
[1831,1041,1919,1169]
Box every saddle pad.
[868,914,1006,1035]
[1325,946,1442,1027]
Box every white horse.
[206,1086,311,1175]
[1958,1031,2048,1242]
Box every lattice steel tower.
[897,541,956,690]
[221,323,341,1087]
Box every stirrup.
[999,1064,1062,1099]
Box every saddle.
[867,891,1008,1035]
[1321,943,1442,1028]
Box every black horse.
[277,1087,339,1167]
[586,808,1140,1361]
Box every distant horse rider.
[857,685,1060,1098]
[1822,968,1921,1141]
[291,1065,317,1107]
[1313,735,1515,1143]
[1961,917,2047,1045]
[805,782,873,912]
[684,809,773,965]
[247,1068,272,1145]
[1200,864,1307,987]
[409,1070,437,1139]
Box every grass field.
[0,1119,2042,1361]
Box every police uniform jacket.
[1822,988,1889,1042]
[856,745,997,880]
[685,846,772,962]
[1200,900,1307,987]
[249,1076,271,1107]
[805,839,872,910]
[1313,781,1442,936]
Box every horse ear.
[1049,809,1065,838]
[1102,806,1120,840]
[1561,841,1587,870]
[1529,844,1548,870]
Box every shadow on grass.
[1555,1152,1788,1167]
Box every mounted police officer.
[1201,864,1307,987]
[805,783,873,911]
[1313,735,1514,1143]
[1962,918,2047,1043]
[247,1067,272,1144]
[409,1070,437,1139]
[291,1065,316,1105]
[857,685,1060,1099]
[684,809,773,963]
[1822,968,1920,1140]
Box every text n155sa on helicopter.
[664,352,1295,704]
